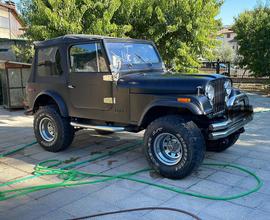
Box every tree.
[12,42,34,63]
[233,4,270,77]
[19,0,222,72]
[213,42,234,62]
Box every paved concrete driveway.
[0,93,270,220]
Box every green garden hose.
[0,141,263,202]
[0,141,37,158]
[0,109,268,202]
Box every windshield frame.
[103,39,163,74]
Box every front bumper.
[208,93,253,140]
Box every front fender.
[138,95,212,126]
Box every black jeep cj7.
[26,35,253,179]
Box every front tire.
[34,106,74,152]
[144,115,205,179]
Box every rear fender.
[33,91,68,117]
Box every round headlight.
[224,80,232,96]
[205,84,215,104]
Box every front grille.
[212,78,226,113]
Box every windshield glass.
[106,42,161,70]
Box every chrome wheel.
[153,133,183,166]
[39,117,56,142]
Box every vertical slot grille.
[212,78,226,113]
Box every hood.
[117,72,226,94]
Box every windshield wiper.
[134,53,153,66]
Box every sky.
[11,0,261,25]
[218,0,262,25]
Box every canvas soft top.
[33,34,151,48]
[34,34,117,47]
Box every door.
[68,42,113,111]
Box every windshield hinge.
[104,97,116,104]
[103,75,113,82]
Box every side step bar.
[70,122,125,132]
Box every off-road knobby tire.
[144,115,205,179]
[206,132,240,152]
[95,130,114,135]
[34,106,74,152]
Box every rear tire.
[144,115,205,179]
[206,132,240,152]
[34,106,74,152]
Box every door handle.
[68,85,75,89]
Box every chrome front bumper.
[208,93,253,140]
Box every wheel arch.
[139,100,204,129]
[33,91,68,117]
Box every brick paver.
[0,93,270,220]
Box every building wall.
[0,5,11,39]
[0,4,25,61]
[222,32,237,44]
[218,29,239,55]
[0,4,24,39]
[0,39,16,60]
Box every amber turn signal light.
[177,98,191,103]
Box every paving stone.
[37,209,74,220]
[191,166,217,179]
[258,198,270,213]
[1,156,38,173]
[206,171,245,186]
[161,194,214,214]
[244,209,270,220]
[236,175,261,190]
[188,179,232,196]
[0,199,57,220]
[116,191,164,210]
[157,175,201,189]
[0,194,33,212]
[226,188,268,208]
[201,201,253,220]
[258,180,270,195]
[78,163,108,173]
[0,165,29,182]
[255,169,270,181]
[144,208,198,220]
[60,196,118,217]
[28,187,60,200]
[29,151,63,161]
[234,157,269,170]
[138,185,177,202]
[89,183,137,204]
[110,178,151,191]
[198,212,223,220]
[1,95,270,220]
[206,151,241,163]
[91,212,149,220]
[34,188,90,209]
[247,150,270,161]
